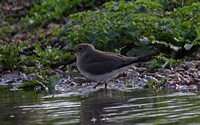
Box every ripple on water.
[102,92,200,124]
[1,85,200,125]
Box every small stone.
[179,72,185,76]
[195,48,200,60]
[73,77,87,83]
[71,62,77,68]
[126,71,140,79]
[184,56,189,60]
[27,60,37,66]
[184,62,195,69]
[184,70,190,75]
[163,69,171,74]
[193,78,200,82]
[175,66,185,71]
[46,70,57,76]
[141,72,154,77]
[197,71,200,77]
[179,64,185,68]
[188,68,197,73]
[154,73,165,79]
[70,82,76,86]
[196,61,200,67]
[127,68,134,72]
[117,72,127,77]
[169,73,179,79]
[183,79,190,84]
[91,117,97,123]
[129,66,137,70]
[151,77,158,82]
[29,73,38,80]
[48,23,60,29]
[179,75,189,84]
[184,75,190,78]
[136,67,147,73]
[189,73,198,78]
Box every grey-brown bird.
[70,43,156,89]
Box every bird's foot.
[93,81,107,89]
[93,81,101,89]
[105,82,107,89]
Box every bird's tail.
[134,52,158,62]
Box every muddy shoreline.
[1,54,200,92]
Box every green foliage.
[63,0,200,56]
[23,44,73,67]
[20,44,73,89]
[144,78,167,92]
[0,24,18,40]
[18,80,41,89]
[148,53,183,71]
[125,81,132,87]
[66,65,78,73]
[34,44,61,66]
[18,75,60,90]
[22,0,113,27]
[20,62,58,90]
[4,17,16,23]
[0,43,20,70]
[48,75,60,93]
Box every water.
[1,85,200,125]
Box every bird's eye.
[78,47,83,51]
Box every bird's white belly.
[79,64,132,81]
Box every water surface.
[1,85,200,125]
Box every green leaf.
[138,37,151,46]
[138,6,148,14]
[169,44,181,51]
[48,75,60,85]
[158,22,170,30]
[184,43,194,50]
[34,4,41,9]
[195,26,200,35]
[160,0,169,10]
[18,80,41,89]
[193,35,200,43]
[127,46,155,57]
[55,7,61,17]
[113,2,120,11]
[107,32,120,40]
[125,29,140,37]
[48,75,60,93]
[125,81,132,87]
[152,40,168,46]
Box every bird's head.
[69,43,95,57]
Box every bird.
[69,43,157,89]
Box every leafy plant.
[0,43,20,70]
[18,71,60,91]
[63,0,200,57]
[144,78,167,92]
[23,44,73,67]
[148,53,183,71]
[19,58,61,90]
[0,24,18,40]
[19,44,73,90]
[22,0,115,27]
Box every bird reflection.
[81,89,126,124]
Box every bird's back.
[78,50,137,75]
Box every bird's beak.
[68,49,76,53]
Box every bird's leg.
[105,81,107,89]
[93,81,102,89]
[123,71,127,85]
[93,81,108,89]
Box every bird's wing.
[82,52,136,75]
